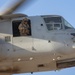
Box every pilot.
[18,18,30,36]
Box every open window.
[12,19,31,37]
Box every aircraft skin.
[0,14,75,75]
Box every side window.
[54,24,61,30]
[43,17,62,30]
[46,24,53,30]
[12,19,31,37]
[46,23,61,30]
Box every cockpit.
[43,15,74,30]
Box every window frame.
[63,18,74,29]
[12,19,31,37]
[46,22,62,31]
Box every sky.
[0,0,75,75]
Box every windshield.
[64,19,74,29]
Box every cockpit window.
[44,16,74,30]
[64,19,73,29]
[46,23,61,30]
[44,17,62,30]
[54,24,61,30]
[46,24,53,30]
[44,17,62,23]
